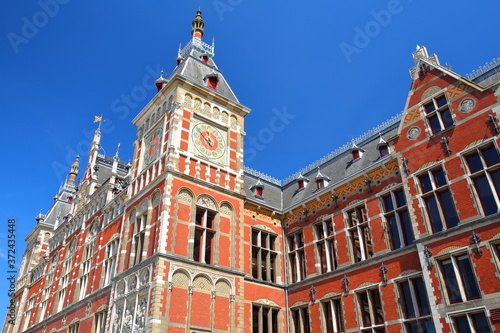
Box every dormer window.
[255,186,263,197]
[296,174,309,191]
[251,179,265,198]
[377,135,390,157]
[350,143,364,161]
[315,169,330,190]
[379,144,389,157]
[205,74,218,91]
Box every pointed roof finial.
[68,155,80,186]
[114,143,121,160]
[191,9,204,39]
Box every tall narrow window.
[451,311,492,333]
[315,219,337,274]
[288,231,307,283]
[423,94,453,134]
[79,241,94,300]
[464,144,500,216]
[417,167,459,233]
[381,189,414,249]
[356,288,385,332]
[322,298,345,333]
[94,311,108,333]
[252,229,278,282]
[346,205,373,262]
[104,239,119,285]
[439,253,481,303]
[68,321,79,333]
[398,276,435,333]
[133,213,147,266]
[252,304,279,333]
[193,208,216,264]
[291,307,311,333]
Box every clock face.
[192,122,226,160]
[144,127,162,166]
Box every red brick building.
[3,10,500,333]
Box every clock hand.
[203,132,214,147]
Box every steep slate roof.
[165,37,239,104]
[244,115,401,211]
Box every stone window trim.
[434,248,482,304]
[314,218,338,274]
[353,285,385,333]
[287,230,307,283]
[290,305,311,333]
[446,306,493,333]
[379,187,415,250]
[414,164,459,234]
[343,203,374,263]
[418,88,455,136]
[460,140,500,217]
[251,228,279,283]
[395,275,435,333]
[320,296,345,333]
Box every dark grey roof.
[166,38,239,104]
[95,154,129,186]
[243,117,401,211]
[468,58,500,88]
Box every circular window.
[407,126,421,140]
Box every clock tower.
[131,10,250,196]
[124,10,254,332]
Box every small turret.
[67,155,80,186]
[154,71,168,92]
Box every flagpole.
[98,114,103,130]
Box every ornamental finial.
[191,9,204,39]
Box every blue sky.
[1,0,499,321]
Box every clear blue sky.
[1,0,499,320]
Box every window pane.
[467,153,484,173]
[389,216,402,249]
[400,281,415,318]
[414,278,430,315]
[472,312,492,333]
[323,302,334,333]
[252,305,259,333]
[457,255,480,300]
[383,195,394,212]
[436,96,447,108]
[441,259,462,302]
[433,169,447,187]
[405,322,419,333]
[420,175,433,193]
[429,115,441,134]
[483,147,500,167]
[400,211,414,245]
[424,102,435,114]
[395,190,406,207]
[441,108,453,128]
[422,319,436,333]
[425,196,443,232]
[490,170,500,199]
[252,248,258,278]
[359,292,371,326]
[372,290,384,325]
[474,176,498,215]
[454,315,472,333]
[439,191,459,228]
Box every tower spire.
[191,9,204,39]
